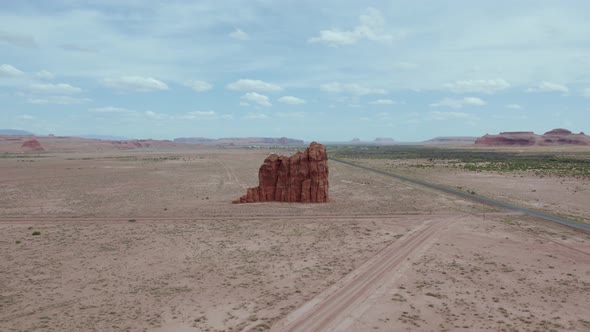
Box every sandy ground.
[1,147,589,331]
[354,158,590,224]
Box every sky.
[1,0,590,141]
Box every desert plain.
[1,144,589,332]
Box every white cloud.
[241,92,272,107]
[309,7,402,46]
[444,79,510,94]
[309,30,359,46]
[103,76,169,92]
[90,106,132,113]
[582,88,590,98]
[30,83,82,94]
[277,111,305,118]
[29,96,92,105]
[229,28,249,40]
[239,101,249,107]
[35,70,55,80]
[220,114,234,120]
[527,81,569,93]
[0,64,24,77]
[430,97,486,109]
[17,114,35,120]
[369,99,395,105]
[144,110,168,120]
[245,113,268,119]
[187,80,212,92]
[179,111,217,119]
[506,104,522,109]
[320,82,386,95]
[278,96,306,105]
[226,79,282,92]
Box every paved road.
[331,158,590,233]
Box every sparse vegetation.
[31,231,41,236]
[329,146,590,179]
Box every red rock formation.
[233,142,329,203]
[544,128,572,135]
[475,129,590,146]
[21,139,44,151]
[475,132,538,146]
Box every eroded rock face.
[21,139,44,151]
[233,142,329,203]
[475,129,590,146]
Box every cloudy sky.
[1,0,589,141]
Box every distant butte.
[475,128,590,146]
[233,142,329,204]
[21,139,44,151]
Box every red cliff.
[233,142,329,203]
[475,129,590,146]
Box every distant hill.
[0,129,34,135]
[174,137,305,145]
[374,137,395,144]
[174,137,216,143]
[78,134,131,140]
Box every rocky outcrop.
[233,142,329,203]
[475,129,590,146]
[475,132,538,146]
[21,139,44,151]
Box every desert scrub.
[328,146,590,179]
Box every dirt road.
[271,218,451,332]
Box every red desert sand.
[0,145,589,331]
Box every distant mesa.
[0,129,34,136]
[543,128,572,136]
[374,137,395,143]
[350,138,361,143]
[475,129,590,146]
[233,142,329,204]
[21,139,44,151]
[174,137,216,143]
[174,137,304,145]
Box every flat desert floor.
[1,148,589,331]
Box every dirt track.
[273,217,451,332]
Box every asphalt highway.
[331,158,590,233]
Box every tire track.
[271,218,451,332]
[215,159,247,189]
